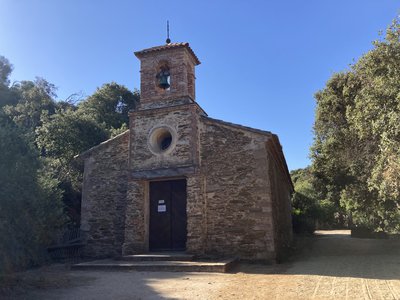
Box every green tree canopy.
[0,54,139,272]
[312,20,400,232]
[0,56,12,86]
[0,111,64,273]
[2,78,58,132]
[78,82,139,131]
[0,56,16,108]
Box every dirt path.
[3,230,400,299]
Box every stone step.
[72,258,236,273]
[119,252,195,262]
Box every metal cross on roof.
[166,20,171,44]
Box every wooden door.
[149,179,187,251]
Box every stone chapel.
[78,42,293,262]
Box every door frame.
[147,177,187,252]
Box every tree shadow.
[2,266,228,300]
[232,235,400,280]
[4,235,400,299]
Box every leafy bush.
[0,112,65,274]
[292,210,316,234]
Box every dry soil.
[2,230,400,300]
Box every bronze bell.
[157,70,170,89]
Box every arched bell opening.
[156,64,171,91]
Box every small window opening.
[160,134,172,150]
[149,127,175,154]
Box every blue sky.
[1,1,399,170]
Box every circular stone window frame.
[147,125,177,156]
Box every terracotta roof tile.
[134,42,200,65]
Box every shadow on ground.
[1,268,229,300]
[2,231,400,299]
[233,231,400,280]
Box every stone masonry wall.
[123,104,202,254]
[200,118,277,261]
[267,139,293,262]
[80,131,129,258]
[129,105,198,171]
[123,174,207,256]
[186,174,206,254]
[122,179,147,254]
[137,47,197,109]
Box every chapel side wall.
[267,140,293,262]
[185,174,206,255]
[80,132,129,258]
[200,119,276,261]
[122,180,147,255]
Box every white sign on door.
[157,200,166,212]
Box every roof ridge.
[75,129,130,159]
[134,42,200,65]
[202,116,272,136]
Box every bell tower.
[134,43,201,110]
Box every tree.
[0,56,16,107]
[36,109,109,223]
[0,56,12,87]
[2,78,58,132]
[78,82,139,132]
[291,167,336,233]
[0,57,67,273]
[0,111,64,273]
[0,54,140,272]
[35,83,139,223]
[312,20,400,232]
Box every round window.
[148,126,176,154]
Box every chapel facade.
[78,42,293,262]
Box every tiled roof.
[134,42,200,65]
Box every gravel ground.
[2,230,400,300]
